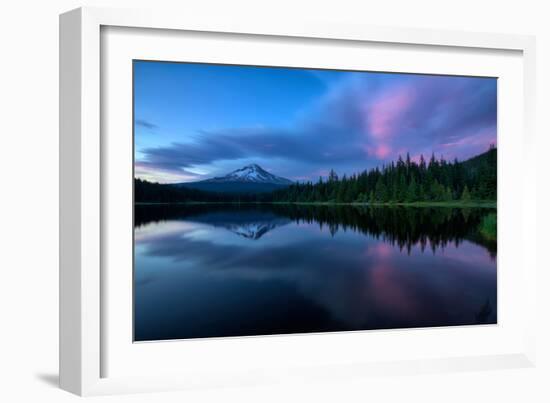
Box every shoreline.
[135,200,497,209]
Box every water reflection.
[134,204,497,341]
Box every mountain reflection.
[190,210,291,240]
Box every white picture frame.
[60,6,537,396]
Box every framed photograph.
[60,7,537,396]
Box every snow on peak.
[205,164,293,185]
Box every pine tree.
[328,169,338,183]
[444,186,453,201]
[461,185,471,202]
[375,178,388,202]
[406,176,418,202]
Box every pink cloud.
[366,86,415,140]
[434,129,497,161]
[439,130,496,149]
[364,144,392,159]
[374,144,392,159]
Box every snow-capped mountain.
[175,164,293,194]
[204,164,293,185]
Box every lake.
[134,204,497,341]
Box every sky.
[134,61,497,184]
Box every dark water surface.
[134,204,497,341]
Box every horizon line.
[135,146,496,185]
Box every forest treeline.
[135,178,236,203]
[271,146,496,203]
[135,147,496,204]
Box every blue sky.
[134,61,497,183]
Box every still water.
[134,204,497,341]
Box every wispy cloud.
[135,119,158,130]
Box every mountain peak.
[234,164,265,174]
[243,163,262,169]
[204,164,293,185]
